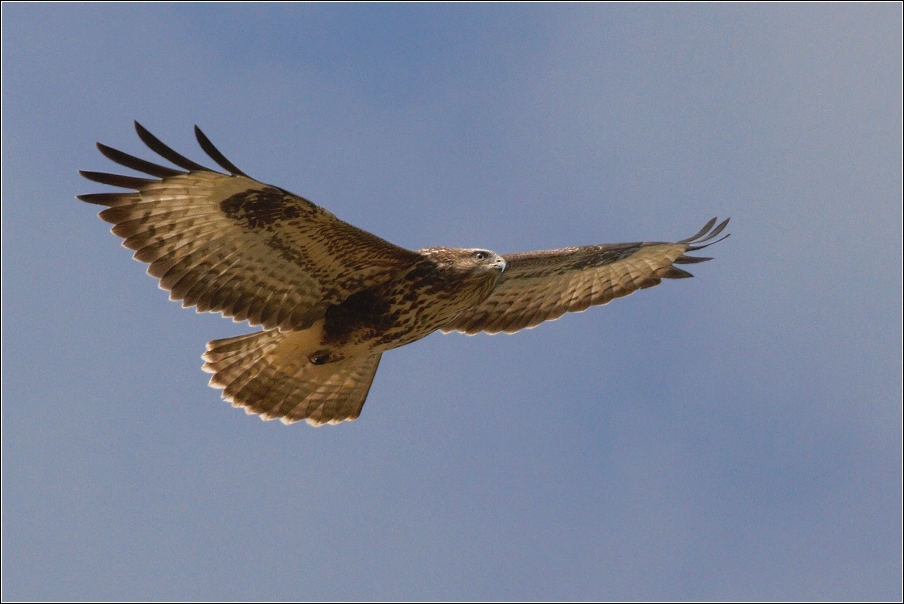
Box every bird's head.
[419,247,506,277]
[425,247,506,302]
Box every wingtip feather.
[194,125,249,177]
[133,121,212,172]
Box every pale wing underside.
[443,218,729,334]
[202,329,382,426]
[79,122,420,331]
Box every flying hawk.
[79,123,729,426]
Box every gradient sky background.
[3,4,901,601]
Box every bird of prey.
[79,123,729,426]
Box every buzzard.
[79,123,729,426]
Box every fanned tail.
[202,329,381,426]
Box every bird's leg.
[309,349,346,365]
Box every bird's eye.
[473,251,488,261]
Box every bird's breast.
[319,268,495,357]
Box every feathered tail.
[202,329,381,426]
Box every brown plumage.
[79,123,729,426]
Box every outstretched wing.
[442,218,729,335]
[79,122,420,331]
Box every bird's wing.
[442,218,729,335]
[202,329,382,426]
[79,122,420,331]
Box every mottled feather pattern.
[80,123,728,426]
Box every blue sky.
[3,4,901,600]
